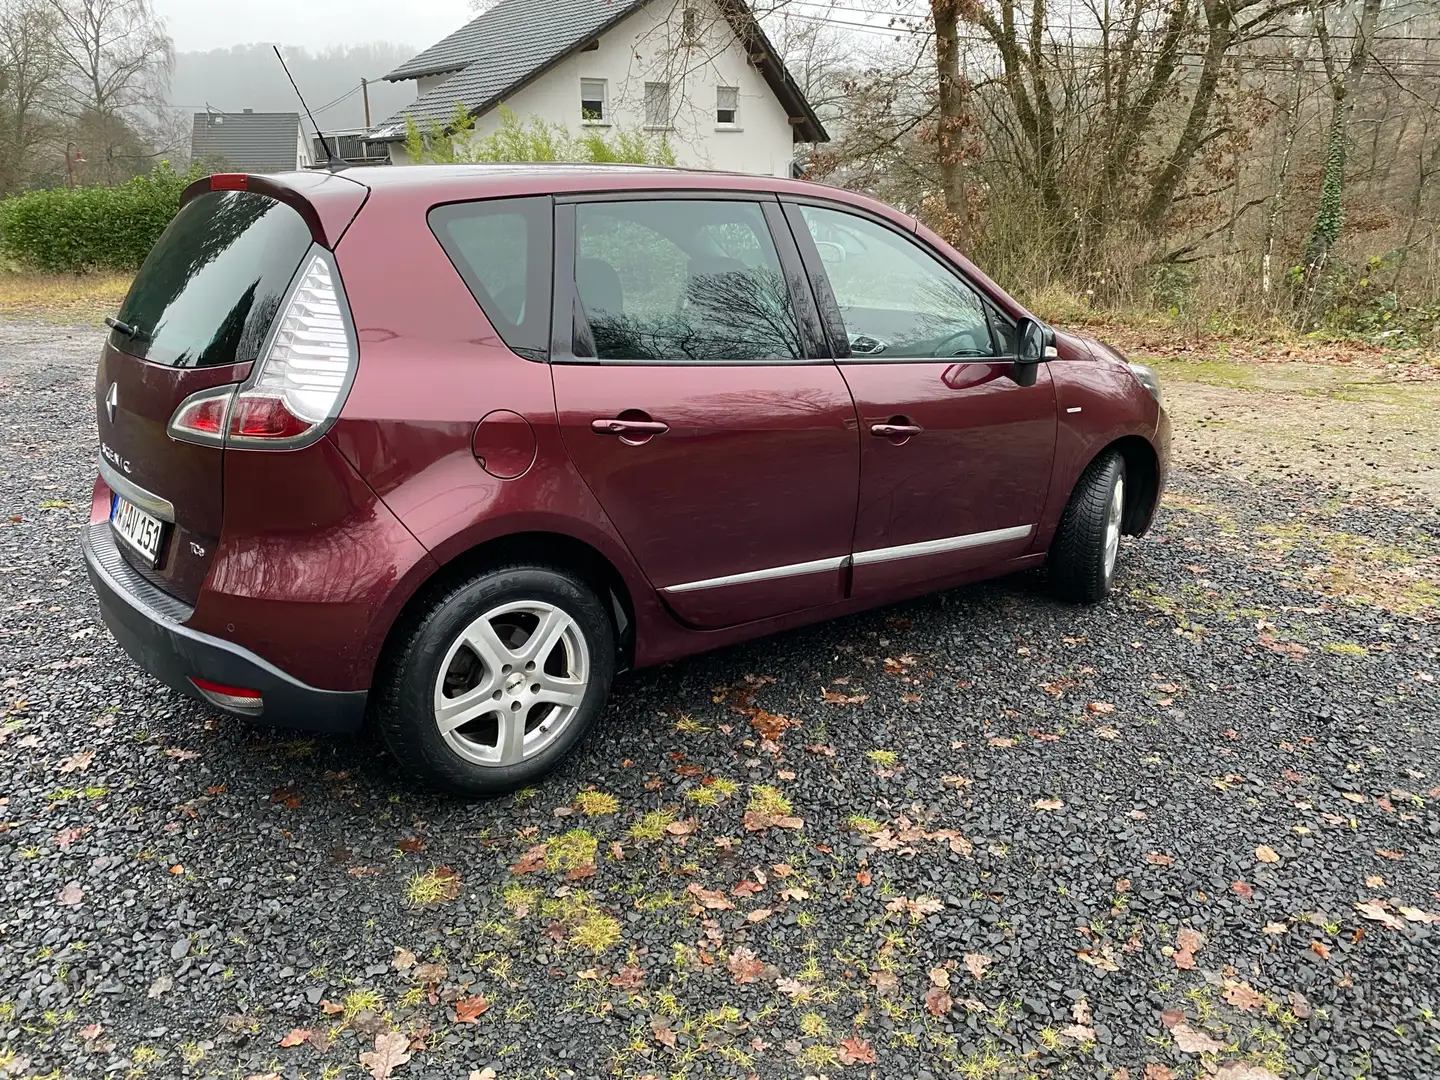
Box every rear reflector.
[190,677,263,712]
[211,174,248,191]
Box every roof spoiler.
[181,172,370,249]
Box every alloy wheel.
[432,600,589,767]
[1103,476,1125,579]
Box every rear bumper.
[81,522,368,734]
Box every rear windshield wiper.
[105,317,150,342]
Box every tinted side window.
[115,191,313,368]
[574,199,802,363]
[430,197,553,360]
[797,205,997,359]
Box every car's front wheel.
[377,565,615,797]
[1049,451,1127,603]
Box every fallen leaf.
[664,818,698,837]
[1355,900,1404,930]
[58,883,82,906]
[686,883,734,910]
[320,1000,344,1015]
[163,747,200,761]
[1287,990,1313,1018]
[1072,998,1093,1025]
[59,749,95,774]
[746,907,774,923]
[1173,928,1203,970]
[856,869,872,886]
[1159,1008,1185,1029]
[1076,945,1119,972]
[987,736,1015,748]
[147,975,172,999]
[776,976,807,998]
[868,970,898,996]
[392,947,417,971]
[469,1070,498,1080]
[279,1028,310,1048]
[1231,880,1253,900]
[963,953,991,980]
[454,996,489,1024]
[269,785,302,809]
[1088,701,1115,714]
[1093,725,1120,739]
[52,826,87,848]
[778,885,809,901]
[928,966,950,987]
[742,810,803,831]
[771,862,793,877]
[412,962,447,986]
[839,1035,878,1064]
[924,986,952,1017]
[397,836,426,854]
[1146,852,1176,866]
[1060,1023,1096,1041]
[1144,1066,1176,1080]
[1033,798,1064,811]
[1310,940,1331,960]
[1171,1023,1223,1054]
[1262,922,1287,935]
[1365,874,1385,888]
[1255,845,1280,864]
[651,1015,677,1048]
[359,1030,411,1079]
[727,946,765,984]
[1400,906,1440,925]
[821,689,868,704]
[1224,982,1265,1010]
[732,879,763,897]
[1341,792,1365,804]
[1375,848,1404,861]
[510,843,549,874]
[1212,1064,1282,1080]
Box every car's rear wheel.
[377,565,615,797]
[1049,451,1127,603]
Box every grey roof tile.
[374,0,643,137]
[371,0,827,144]
[191,111,303,173]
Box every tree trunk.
[1140,0,1232,229]
[1262,41,1308,297]
[1303,0,1383,268]
[932,0,969,243]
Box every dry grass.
[0,270,131,323]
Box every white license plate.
[110,495,165,566]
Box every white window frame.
[644,81,672,130]
[580,78,608,125]
[716,85,740,129]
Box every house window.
[716,86,739,126]
[682,5,700,44]
[581,78,607,122]
[644,82,671,129]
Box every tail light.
[166,249,356,450]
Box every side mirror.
[1012,317,1053,387]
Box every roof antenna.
[273,45,347,171]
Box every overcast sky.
[153,0,473,53]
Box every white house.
[366,0,828,176]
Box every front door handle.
[592,418,669,437]
[871,422,923,438]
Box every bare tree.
[0,0,62,195]
[45,0,172,184]
[1303,0,1383,266]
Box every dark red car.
[83,165,1169,796]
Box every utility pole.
[362,79,371,128]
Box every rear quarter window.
[115,190,314,368]
[428,197,554,361]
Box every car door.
[784,201,1057,599]
[551,195,859,629]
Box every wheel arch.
[1105,435,1162,535]
[375,531,639,681]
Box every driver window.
[797,205,997,359]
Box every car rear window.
[429,197,553,361]
[114,190,313,368]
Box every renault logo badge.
[105,382,118,423]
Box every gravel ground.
[2,323,1438,1080]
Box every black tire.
[376,564,615,798]
[1049,451,1127,603]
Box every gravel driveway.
[2,323,1438,1080]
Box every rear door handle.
[591,418,669,437]
[871,423,923,438]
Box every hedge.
[0,162,206,274]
